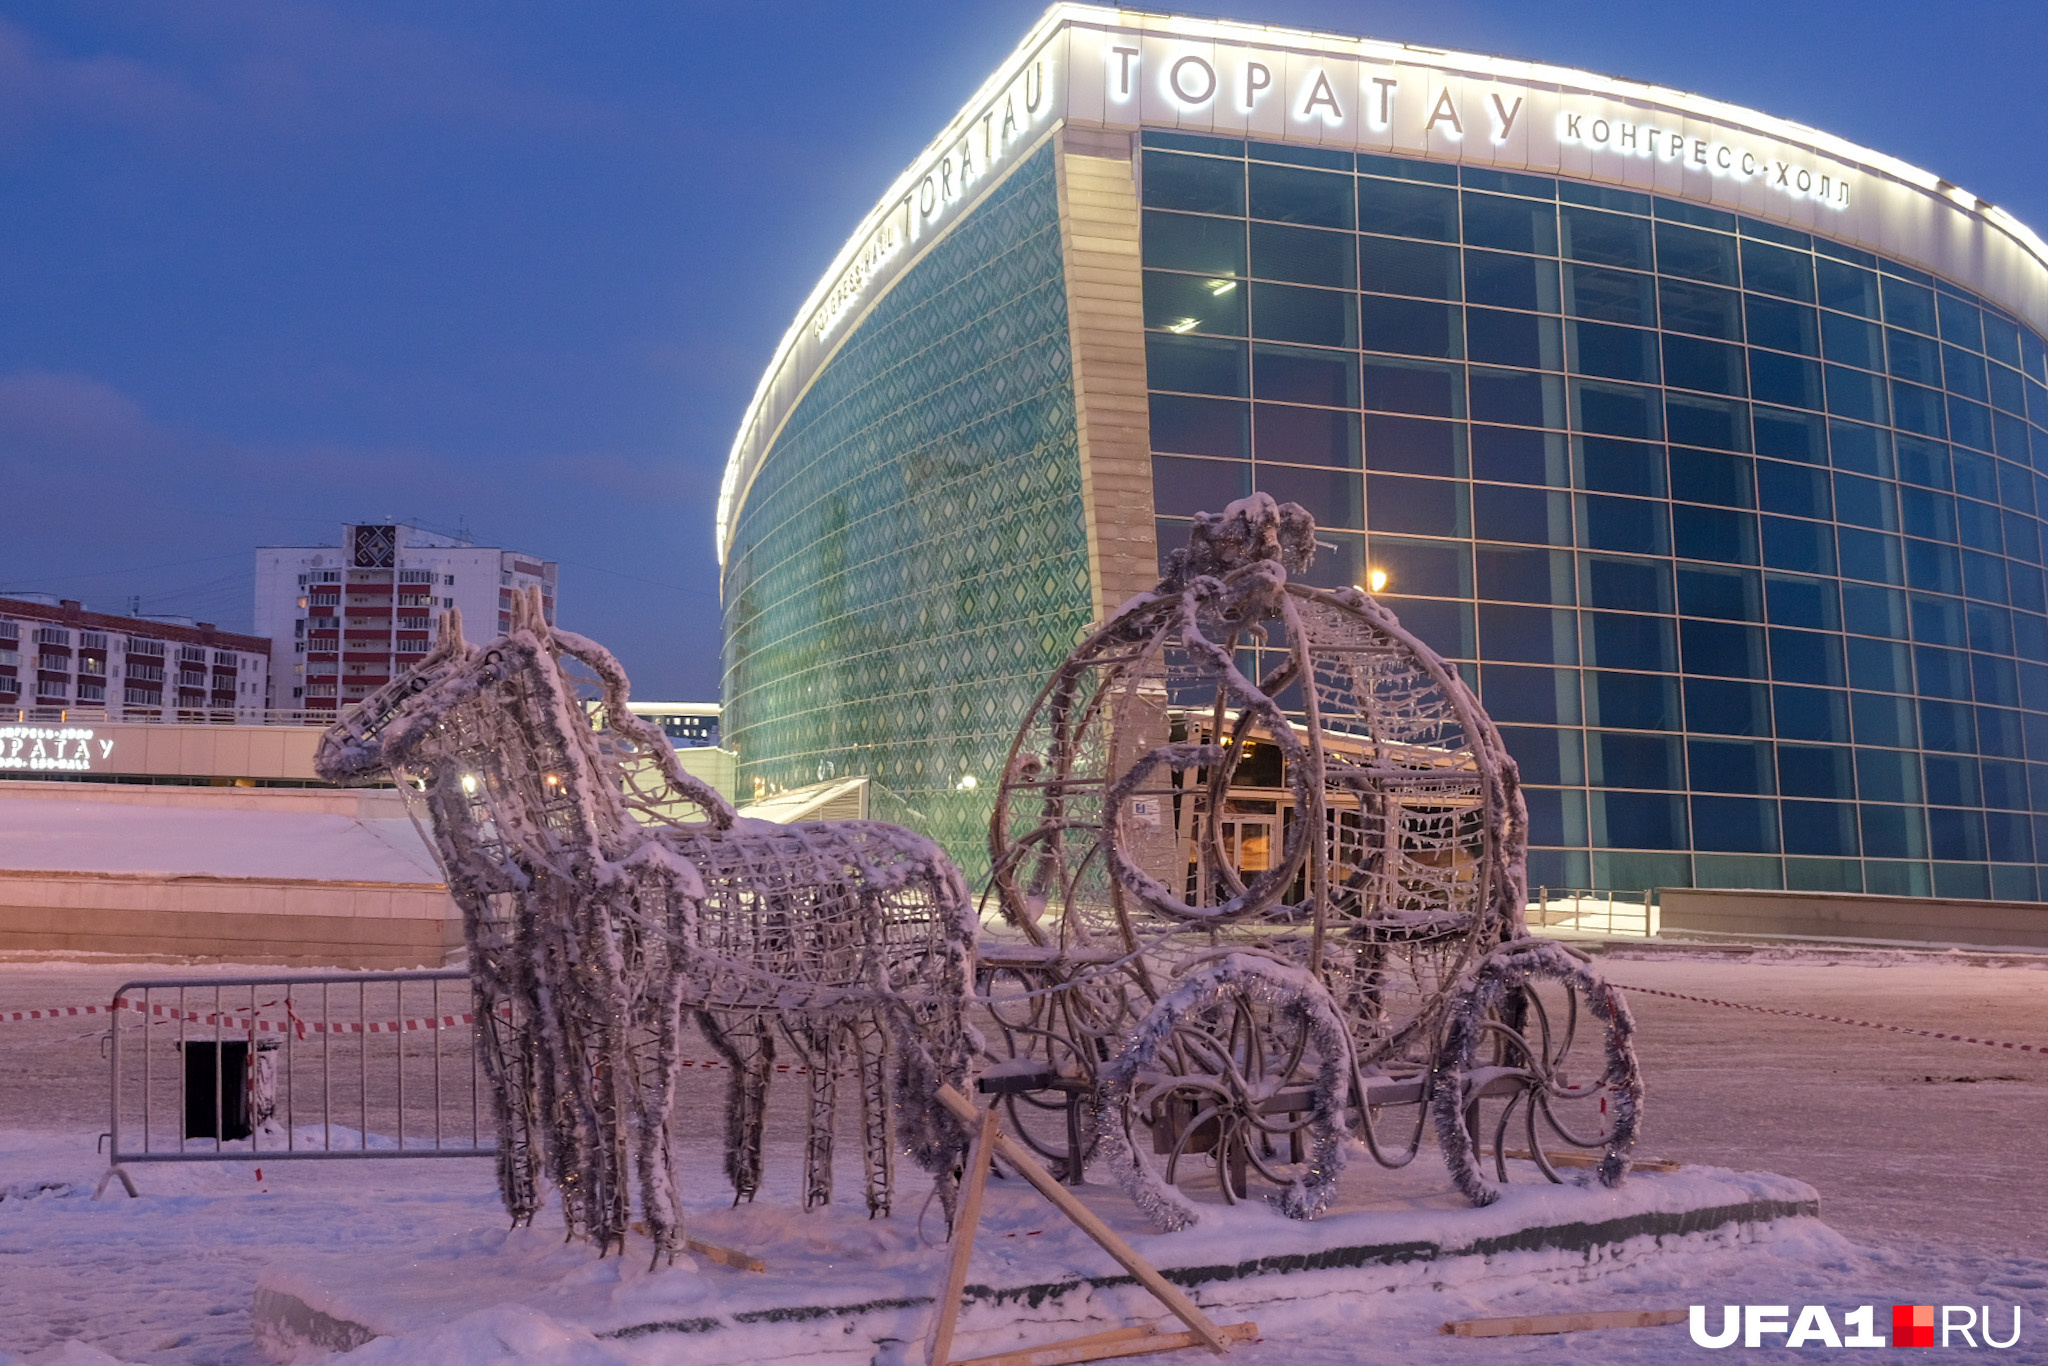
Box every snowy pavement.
[1,947,2046,1364]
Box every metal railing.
[1526,887,1660,939]
[104,970,495,1184]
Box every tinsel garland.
[1095,954,1353,1232]
[1430,938,1644,1207]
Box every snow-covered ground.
[0,798,438,883]
[1,946,2045,1364]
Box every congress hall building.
[719,5,2048,905]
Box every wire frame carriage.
[982,496,1643,1227]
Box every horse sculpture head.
[313,588,735,834]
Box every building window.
[33,627,68,646]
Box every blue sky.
[0,0,2042,699]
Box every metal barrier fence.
[104,969,496,1182]
[1526,887,1660,939]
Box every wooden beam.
[1441,1309,1690,1338]
[928,1105,1003,1366]
[934,1085,1234,1354]
[951,1321,1261,1366]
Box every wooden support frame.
[926,1085,1256,1366]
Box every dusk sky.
[1,0,2043,700]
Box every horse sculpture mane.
[316,592,974,1262]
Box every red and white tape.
[0,998,478,1035]
[1610,982,2044,1054]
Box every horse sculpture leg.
[789,1021,843,1210]
[697,1009,775,1204]
[631,945,691,1265]
[852,1011,893,1218]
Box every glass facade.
[722,143,1095,877]
[1139,131,2048,899]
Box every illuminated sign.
[0,726,115,772]
[808,59,1053,343]
[1096,44,1854,211]
[1556,108,1849,208]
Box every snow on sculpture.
[983,495,1644,1227]
[315,593,975,1261]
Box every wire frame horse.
[315,594,976,1261]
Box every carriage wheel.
[1431,939,1644,1207]
[1096,955,1352,1231]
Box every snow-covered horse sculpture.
[315,596,976,1260]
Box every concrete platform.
[251,1162,1821,1364]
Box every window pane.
[1816,258,1880,317]
[1464,249,1559,311]
[1689,739,1776,793]
[1583,611,1678,671]
[1682,619,1768,677]
[1479,664,1581,724]
[1479,604,1578,663]
[1746,296,1820,356]
[1571,322,1659,383]
[1463,192,1557,254]
[1757,458,1830,518]
[1576,436,1665,496]
[1150,395,1249,458]
[1580,553,1672,613]
[1366,474,1466,535]
[1363,361,1465,417]
[1587,670,1680,729]
[1151,455,1249,515]
[1671,448,1755,508]
[1141,151,1244,215]
[1250,282,1354,347]
[1144,270,1245,335]
[1146,334,1247,396]
[1741,239,1815,301]
[1143,211,1247,277]
[1678,563,1763,620]
[1467,309,1564,369]
[1578,493,1670,554]
[1566,264,1656,324]
[1882,276,1938,335]
[1691,795,1780,852]
[1471,425,1568,485]
[1249,222,1355,287]
[1247,162,1353,228]
[1588,733,1684,790]
[1356,179,1458,240]
[1473,487,1573,546]
[1253,344,1357,406]
[1254,403,1359,467]
[1476,543,1576,601]
[1672,505,1759,564]
[1656,221,1738,284]
[1560,206,1651,269]
[1359,237,1458,298]
[1363,296,1462,358]
[1660,278,1742,339]
[1685,678,1772,735]
[1468,368,1565,428]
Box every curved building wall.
[724,7,2048,905]
[1139,134,2048,900]
[721,142,1095,871]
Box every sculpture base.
[251,1162,1821,1364]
